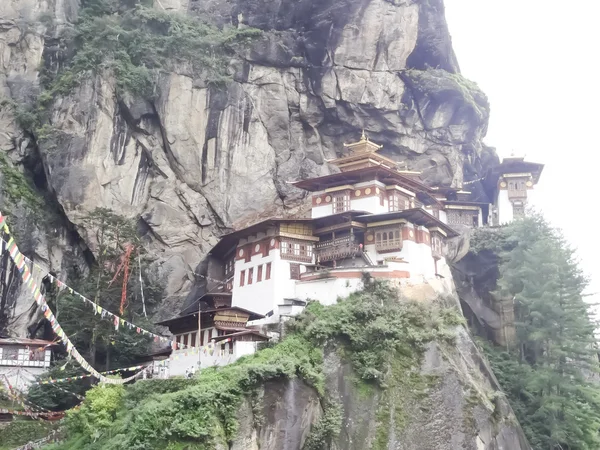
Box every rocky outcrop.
[221,326,529,450]
[451,233,517,347]
[0,0,491,327]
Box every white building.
[487,155,544,225]
[153,135,545,373]
[0,337,54,392]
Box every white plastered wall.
[497,190,514,225]
[232,250,281,315]
[295,277,364,305]
[312,204,333,218]
[351,196,386,214]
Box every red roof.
[0,337,56,347]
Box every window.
[374,227,402,252]
[388,192,409,212]
[240,270,245,287]
[225,259,234,277]
[28,347,45,361]
[280,223,313,236]
[183,334,189,347]
[190,332,197,347]
[281,239,313,262]
[507,178,527,198]
[266,262,271,280]
[3,347,18,360]
[333,191,350,213]
[248,267,253,285]
[431,235,443,256]
[290,263,301,280]
[513,203,525,218]
[257,265,263,282]
[447,210,477,226]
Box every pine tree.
[481,216,600,449]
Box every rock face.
[218,325,529,450]
[1,1,489,323]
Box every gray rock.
[0,0,492,330]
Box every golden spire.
[343,131,383,154]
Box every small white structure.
[0,338,54,392]
[490,155,544,225]
[155,299,268,377]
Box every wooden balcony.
[316,236,360,262]
[375,238,402,253]
[507,189,527,199]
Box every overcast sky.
[445,1,600,306]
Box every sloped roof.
[355,209,459,237]
[0,338,56,347]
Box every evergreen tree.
[28,209,163,409]
[479,216,600,449]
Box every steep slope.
[52,280,530,450]
[1,0,492,333]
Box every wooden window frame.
[248,267,253,285]
[290,263,301,280]
[333,191,350,213]
[240,270,245,287]
[266,262,272,280]
[257,265,263,282]
[280,239,313,263]
[374,226,403,253]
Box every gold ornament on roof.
[343,130,383,154]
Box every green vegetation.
[401,68,489,122]
[27,208,164,409]
[472,216,600,450]
[0,150,58,245]
[48,280,462,449]
[0,419,59,450]
[303,402,343,450]
[11,0,260,139]
[0,152,45,214]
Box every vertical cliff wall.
[0,0,492,327]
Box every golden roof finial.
[343,131,382,152]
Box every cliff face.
[1,3,529,448]
[227,329,529,450]
[1,0,491,329]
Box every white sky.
[445,1,600,305]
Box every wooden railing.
[375,238,402,253]
[316,236,361,262]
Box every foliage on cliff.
[12,0,261,141]
[48,281,461,450]
[472,216,600,450]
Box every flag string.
[0,212,235,385]
[0,213,146,384]
[31,364,149,385]
[0,236,232,353]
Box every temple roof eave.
[355,209,459,237]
